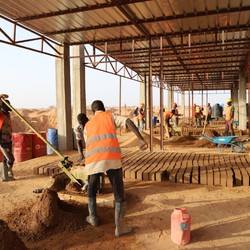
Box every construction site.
[1,0,250,249]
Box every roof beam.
[16,0,148,22]
[78,24,249,45]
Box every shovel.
[0,97,83,188]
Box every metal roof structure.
[0,0,250,92]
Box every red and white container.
[12,133,33,163]
[171,208,191,245]
[32,132,47,158]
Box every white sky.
[0,19,231,109]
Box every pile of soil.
[8,189,87,241]
[169,135,196,143]
[204,129,221,137]
[193,138,217,148]
[0,219,27,250]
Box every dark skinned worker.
[83,100,148,237]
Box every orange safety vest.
[0,112,12,131]
[0,112,4,129]
[164,111,172,120]
[225,106,234,121]
[85,112,121,167]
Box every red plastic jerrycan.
[171,208,191,245]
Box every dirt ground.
[1,122,250,249]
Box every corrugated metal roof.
[0,0,249,91]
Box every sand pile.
[0,220,27,250]
[193,129,221,148]
[11,108,57,133]
[9,189,87,241]
[119,131,160,148]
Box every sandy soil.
[1,146,250,249]
[1,108,250,249]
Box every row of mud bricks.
[121,149,250,187]
[182,127,242,137]
[33,163,61,176]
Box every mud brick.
[183,166,192,184]
[213,164,221,186]
[33,166,42,175]
[235,157,249,186]
[129,152,154,180]
[192,166,199,184]
[200,166,207,185]
[142,152,165,181]
[207,164,213,186]
[150,153,172,181]
[155,170,168,182]
[219,165,227,186]
[53,167,61,174]
[48,166,57,176]
[135,152,158,180]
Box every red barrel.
[12,133,33,163]
[171,208,191,245]
[32,132,47,158]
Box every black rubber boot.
[1,163,9,182]
[86,197,98,226]
[115,201,132,237]
[7,164,14,180]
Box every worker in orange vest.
[84,100,148,237]
[163,109,175,138]
[0,94,15,181]
[224,98,235,136]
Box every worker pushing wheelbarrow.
[200,134,250,153]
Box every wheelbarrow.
[200,134,249,153]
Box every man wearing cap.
[224,98,235,136]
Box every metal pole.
[248,74,250,136]
[160,57,164,150]
[119,76,122,115]
[149,38,153,151]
